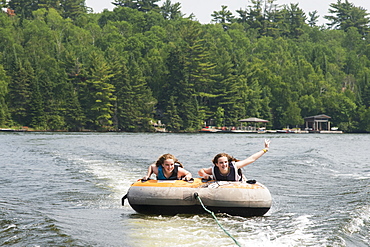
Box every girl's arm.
[178,167,192,180]
[142,164,156,180]
[235,139,270,169]
[198,167,212,179]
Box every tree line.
[0,0,370,132]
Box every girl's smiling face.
[162,159,175,173]
[216,156,229,174]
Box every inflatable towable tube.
[122,178,272,217]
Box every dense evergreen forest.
[0,0,370,132]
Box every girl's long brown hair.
[212,153,240,165]
[155,153,184,168]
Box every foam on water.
[51,152,139,210]
[342,205,370,243]
[121,212,329,247]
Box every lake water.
[1,132,369,246]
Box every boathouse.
[304,114,332,132]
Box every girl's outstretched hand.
[264,139,271,149]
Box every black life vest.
[212,162,242,181]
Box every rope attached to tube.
[194,192,242,247]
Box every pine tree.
[160,0,182,20]
[325,0,370,36]
[60,0,87,20]
[211,5,235,30]
[8,64,33,126]
[80,51,115,130]
[0,64,10,126]
[164,95,181,132]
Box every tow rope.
[194,193,242,247]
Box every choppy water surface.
[1,132,369,246]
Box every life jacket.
[212,161,243,181]
[157,164,179,180]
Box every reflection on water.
[1,132,369,246]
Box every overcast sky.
[85,0,370,26]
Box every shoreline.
[0,128,353,134]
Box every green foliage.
[0,63,10,126]
[0,2,370,132]
[113,0,160,13]
[325,0,370,37]
[83,51,115,130]
[211,5,234,30]
[160,0,183,20]
[5,0,87,21]
[214,107,225,127]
